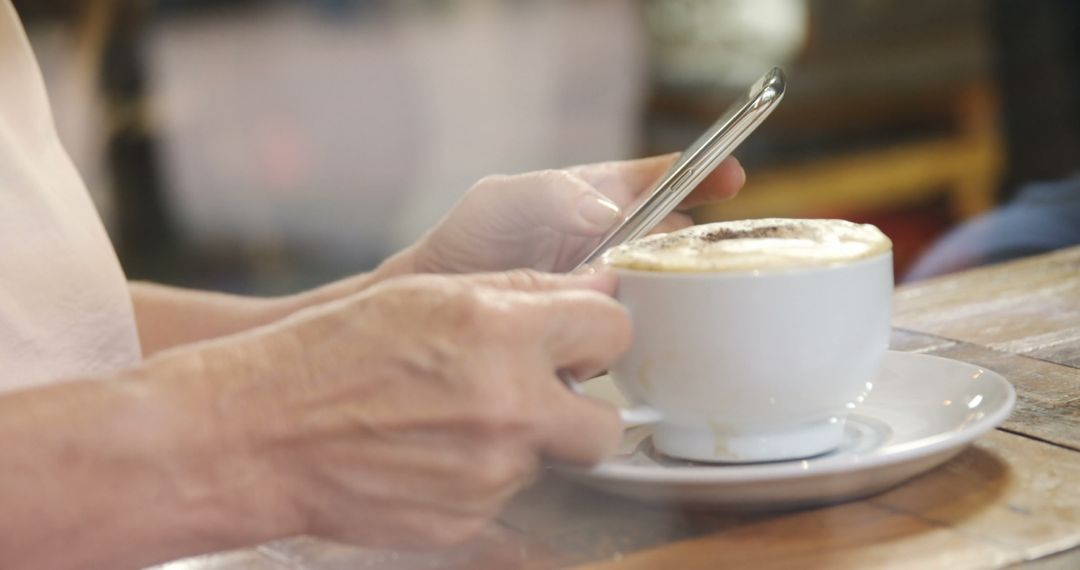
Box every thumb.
[460,267,617,296]
[569,152,679,195]
[474,170,623,237]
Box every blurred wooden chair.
[694,82,1003,223]
[643,0,1004,276]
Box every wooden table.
[159,246,1080,570]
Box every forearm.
[131,282,291,356]
[0,350,298,569]
[131,251,417,356]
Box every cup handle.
[559,370,663,427]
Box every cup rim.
[607,249,892,280]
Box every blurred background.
[15,0,1080,294]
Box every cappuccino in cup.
[603,219,893,463]
[603,218,891,273]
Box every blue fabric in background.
[905,176,1080,282]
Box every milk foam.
[602,218,892,273]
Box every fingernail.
[735,161,747,186]
[578,195,620,228]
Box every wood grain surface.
[157,246,1080,570]
[894,246,1080,368]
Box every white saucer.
[562,351,1015,510]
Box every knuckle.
[549,169,596,197]
[472,173,510,193]
[474,300,523,343]
[539,168,582,187]
[570,293,632,354]
[472,452,531,493]
[461,290,541,344]
[442,287,493,336]
[471,388,532,435]
[534,168,564,182]
[500,268,549,291]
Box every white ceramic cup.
[608,251,893,463]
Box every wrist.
[133,346,308,548]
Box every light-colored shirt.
[0,1,141,393]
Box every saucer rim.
[570,351,1016,483]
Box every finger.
[534,389,623,465]
[568,153,679,205]
[528,290,632,378]
[569,153,744,212]
[472,170,622,237]
[568,153,678,191]
[460,268,617,296]
[648,211,695,235]
[675,156,745,210]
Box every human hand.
[214,269,629,548]
[396,154,744,274]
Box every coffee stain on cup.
[709,419,741,460]
[636,358,654,396]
